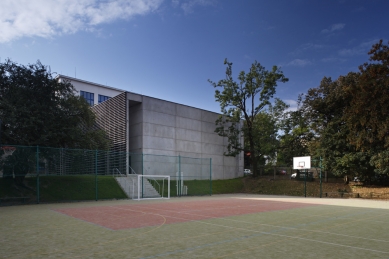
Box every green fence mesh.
[0,145,212,205]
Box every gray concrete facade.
[126,94,244,179]
[57,75,244,180]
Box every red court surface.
[55,199,317,230]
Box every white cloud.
[338,39,381,57]
[284,99,298,112]
[321,57,346,63]
[285,59,312,67]
[0,0,163,43]
[172,0,216,13]
[289,43,325,56]
[321,23,345,34]
[338,48,363,57]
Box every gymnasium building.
[57,75,244,180]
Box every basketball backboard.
[293,156,311,170]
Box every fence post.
[178,155,181,197]
[210,158,212,196]
[36,146,40,204]
[141,153,144,198]
[304,169,307,198]
[95,150,98,201]
[319,156,322,198]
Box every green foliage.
[0,59,110,150]
[277,96,313,165]
[299,40,389,178]
[300,73,375,177]
[209,59,288,176]
[246,99,289,165]
[342,40,389,175]
[2,147,36,186]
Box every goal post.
[133,175,170,200]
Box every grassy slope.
[241,176,389,198]
[0,176,127,202]
[1,175,389,205]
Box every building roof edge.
[56,74,125,93]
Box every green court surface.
[1,194,389,259]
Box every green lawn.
[0,175,127,203]
[154,178,244,197]
[2,174,368,205]
[1,176,244,204]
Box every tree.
[300,71,377,180]
[209,59,288,176]
[0,59,109,149]
[248,98,289,166]
[0,59,110,184]
[342,40,389,176]
[277,40,389,181]
[277,96,313,166]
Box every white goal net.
[131,175,170,200]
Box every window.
[98,94,110,104]
[80,91,94,106]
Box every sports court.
[1,194,389,258]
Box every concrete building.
[57,75,244,179]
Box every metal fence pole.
[178,155,181,197]
[36,146,40,204]
[95,150,98,201]
[320,157,322,198]
[304,169,307,198]
[210,158,212,196]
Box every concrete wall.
[132,95,244,179]
[59,75,244,180]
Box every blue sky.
[1,0,388,113]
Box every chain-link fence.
[0,145,212,205]
[255,164,372,198]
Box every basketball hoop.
[293,156,311,170]
[1,146,16,157]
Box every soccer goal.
[132,175,170,200]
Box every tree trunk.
[249,132,258,176]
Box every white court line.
[117,206,389,256]
[111,203,389,246]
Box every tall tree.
[277,96,313,166]
[248,98,289,166]
[209,59,288,176]
[0,59,109,149]
[0,60,110,184]
[301,72,375,179]
[343,40,389,175]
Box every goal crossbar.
[133,175,170,201]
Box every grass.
[0,175,127,203]
[241,175,389,198]
[156,178,244,197]
[1,174,389,205]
